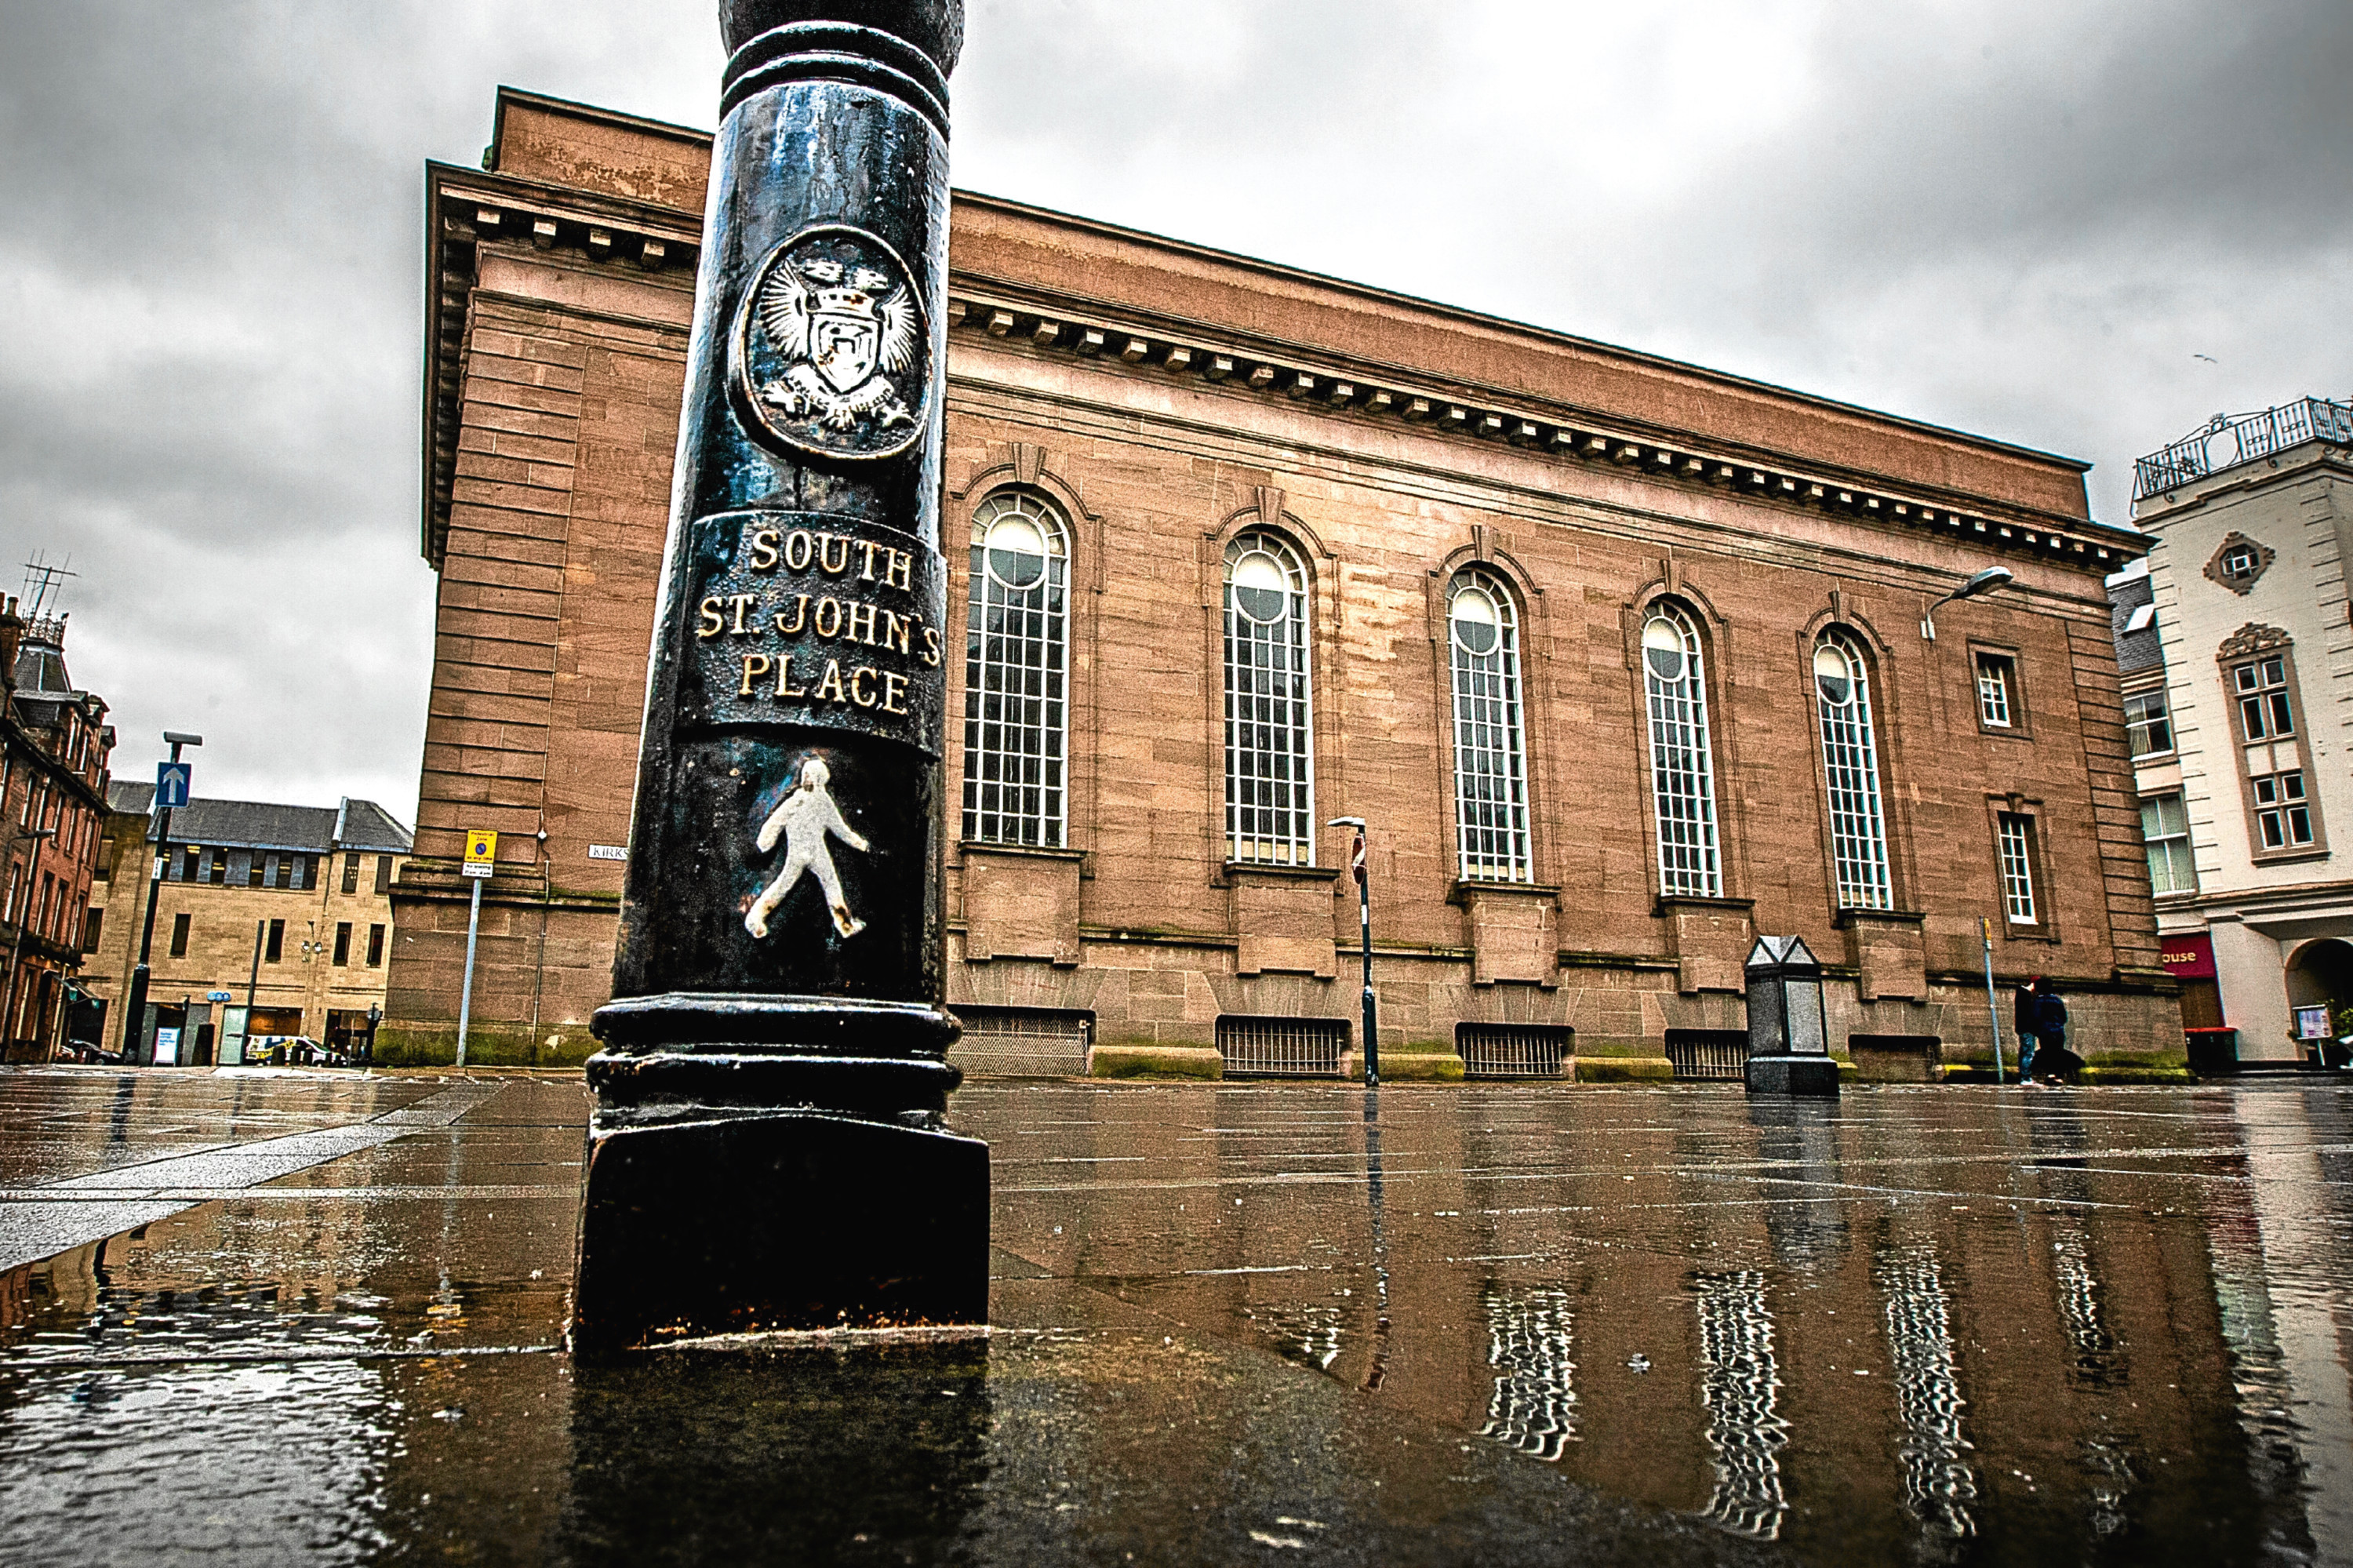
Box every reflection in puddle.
[2050,1222,2123,1388]
[1248,1301,1345,1372]
[1875,1242,1977,1542]
[1479,1284,1577,1461]
[1693,1269,1787,1541]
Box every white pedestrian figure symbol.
[745,757,868,940]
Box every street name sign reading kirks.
[571,0,985,1353]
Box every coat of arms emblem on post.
[732,224,929,461]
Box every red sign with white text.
[2159,933,2217,980]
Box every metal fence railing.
[2133,398,2353,500]
[1665,1029,1749,1082]
[1218,1015,1346,1079]
[1457,1024,1571,1079]
[947,1008,1091,1079]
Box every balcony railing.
[2134,397,2353,501]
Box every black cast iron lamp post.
[120,730,202,1065]
[1329,817,1377,1087]
[570,0,985,1352]
[1744,934,1836,1097]
[1919,565,2013,641]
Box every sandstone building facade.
[0,601,115,1061]
[83,786,413,1062]
[390,89,2180,1077]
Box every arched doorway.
[2285,938,2353,1055]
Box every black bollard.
[571,0,986,1352]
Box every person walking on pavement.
[2015,977,2042,1081]
[2033,980,2073,1085]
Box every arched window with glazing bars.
[962,492,1069,846]
[1812,630,1893,910]
[1224,531,1315,864]
[1447,569,1532,882]
[1641,602,1720,897]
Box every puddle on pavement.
[0,1075,2346,1564]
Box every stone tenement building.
[0,600,115,1061]
[390,89,2177,1078]
[84,786,413,1063]
[2116,398,2353,1063]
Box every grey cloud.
[2,0,2345,821]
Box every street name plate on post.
[463,829,497,880]
[155,762,191,809]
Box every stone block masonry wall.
[387,260,689,1036]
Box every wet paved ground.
[0,1070,2349,1565]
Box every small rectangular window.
[274,856,293,890]
[180,846,201,882]
[249,853,266,888]
[82,908,103,953]
[342,855,360,895]
[1998,813,2038,924]
[333,921,351,966]
[374,855,391,894]
[2253,771,2315,850]
[1974,654,2016,729]
[265,919,285,962]
[169,911,191,958]
[366,922,386,966]
[2140,793,2195,894]
[2125,690,2173,758]
[208,846,227,884]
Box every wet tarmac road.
[0,1071,2348,1565]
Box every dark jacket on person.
[2035,991,2069,1043]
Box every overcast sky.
[2,0,2345,824]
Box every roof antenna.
[20,551,78,623]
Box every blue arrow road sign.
[156,762,192,809]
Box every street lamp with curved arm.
[1919,566,2015,641]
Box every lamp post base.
[572,1082,989,1355]
[1744,1055,1841,1097]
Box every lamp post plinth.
[1744,934,1840,1097]
[569,0,985,1354]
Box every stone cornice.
[944,282,2144,575]
[421,162,704,567]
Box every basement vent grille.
[1218,1015,1346,1079]
[1665,1030,1750,1082]
[947,1008,1091,1079]
[1458,1024,1571,1080]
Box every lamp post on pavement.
[121,730,202,1065]
[1329,817,1377,1087]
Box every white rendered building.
[2123,398,2353,1061]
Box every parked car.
[246,1035,350,1068]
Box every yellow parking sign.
[464,830,498,879]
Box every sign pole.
[456,830,496,1070]
[456,876,482,1070]
[120,733,200,1065]
[1982,916,2006,1085]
